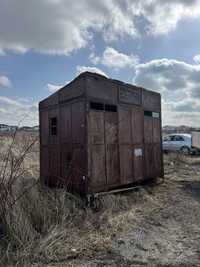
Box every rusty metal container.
[39,72,163,195]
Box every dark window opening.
[105,104,117,112]
[90,102,104,110]
[144,110,152,117]
[50,117,57,135]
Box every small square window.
[50,117,57,135]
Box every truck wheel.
[180,146,190,155]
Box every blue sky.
[0,0,200,126]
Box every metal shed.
[39,72,163,195]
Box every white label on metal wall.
[134,148,143,157]
[152,112,159,118]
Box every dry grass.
[0,133,200,267]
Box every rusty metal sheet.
[40,146,49,182]
[39,93,59,109]
[40,110,49,145]
[119,85,141,105]
[144,144,154,179]
[132,106,143,144]
[153,117,161,143]
[88,111,104,144]
[105,111,118,144]
[59,76,85,103]
[90,145,106,191]
[142,89,161,112]
[144,116,153,144]
[60,105,71,143]
[72,146,87,193]
[133,147,143,182]
[48,146,60,185]
[86,75,118,103]
[119,145,133,185]
[118,107,131,144]
[60,144,72,182]
[106,144,120,187]
[72,102,85,144]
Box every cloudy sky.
[0,0,200,126]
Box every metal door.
[88,111,106,192]
[118,107,133,184]
[132,106,144,181]
[144,113,162,178]
[88,108,120,191]
[105,111,120,188]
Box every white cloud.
[90,47,139,69]
[76,66,108,77]
[193,54,200,64]
[47,83,63,93]
[47,81,70,93]
[0,96,38,126]
[134,58,200,126]
[0,0,200,55]
[0,75,11,88]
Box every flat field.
[0,133,199,267]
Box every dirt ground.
[44,154,200,267]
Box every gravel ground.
[69,155,200,267]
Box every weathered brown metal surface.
[119,84,141,105]
[60,105,71,143]
[39,71,163,195]
[142,89,161,112]
[88,110,106,191]
[71,102,85,144]
[133,146,143,182]
[40,109,49,145]
[105,111,120,188]
[119,145,133,184]
[86,75,118,103]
